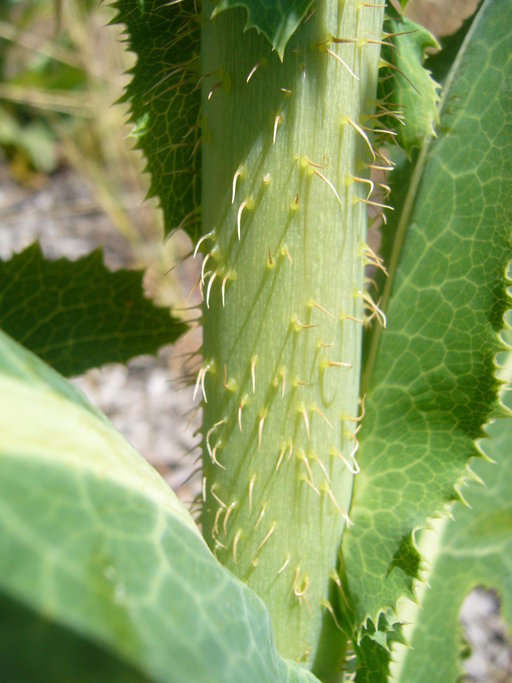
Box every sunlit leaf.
[0,330,320,683]
[341,0,512,677]
[0,244,185,376]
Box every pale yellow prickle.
[199,0,385,667]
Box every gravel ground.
[461,589,512,683]
[2,158,511,681]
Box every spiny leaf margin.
[0,243,186,376]
[377,6,441,155]
[341,0,512,676]
[392,392,512,681]
[112,0,201,240]
[211,0,314,60]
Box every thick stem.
[200,0,383,670]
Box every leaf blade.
[342,0,512,669]
[112,0,201,240]
[0,244,185,376]
[392,349,512,682]
[0,331,320,683]
[211,0,313,59]
[1,590,152,683]
[378,9,440,155]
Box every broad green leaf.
[211,0,313,59]
[112,0,201,240]
[0,243,185,376]
[0,330,320,683]
[1,591,151,682]
[378,11,440,154]
[341,0,512,674]
[391,350,512,683]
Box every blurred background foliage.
[0,0,197,314]
[1,1,124,181]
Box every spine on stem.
[199,0,384,668]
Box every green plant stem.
[200,0,384,670]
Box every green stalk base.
[200,0,383,670]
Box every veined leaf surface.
[391,346,512,682]
[341,0,512,669]
[112,0,201,240]
[0,330,320,683]
[0,244,185,376]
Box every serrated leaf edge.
[354,0,512,653]
[356,320,512,654]
[210,0,314,60]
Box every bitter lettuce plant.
[0,0,511,681]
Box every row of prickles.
[115,0,443,669]
[197,0,388,664]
